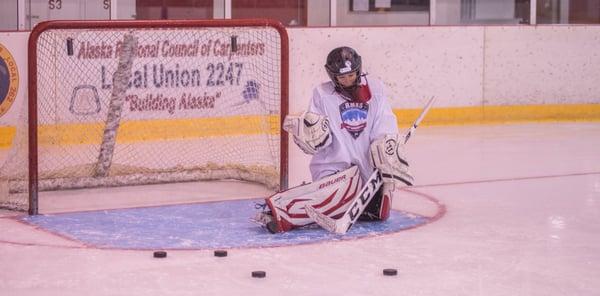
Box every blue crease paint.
[22,199,428,249]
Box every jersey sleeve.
[370,80,399,142]
[307,86,326,115]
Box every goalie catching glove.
[369,134,414,188]
[283,111,332,155]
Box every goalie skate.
[251,204,279,234]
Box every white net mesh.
[0,21,287,212]
[0,88,29,211]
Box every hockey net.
[0,19,288,214]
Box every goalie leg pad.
[358,185,392,221]
[304,169,384,234]
[262,166,362,233]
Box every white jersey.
[307,75,399,182]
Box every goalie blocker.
[255,166,392,233]
[370,134,414,189]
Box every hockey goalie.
[255,46,414,233]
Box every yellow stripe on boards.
[480,104,600,123]
[0,126,16,148]
[35,115,281,146]
[394,104,600,126]
[116,115,281,143]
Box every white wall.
[287,25,600,112]
[484,26,600,105]
[289,26,484,111]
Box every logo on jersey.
[339,101,368,139]
[0,43,19,117]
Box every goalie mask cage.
[0,19,289,215]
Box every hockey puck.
[383,268,397,276]
[214,250,228,257]
[153,251,167,258]
[251,271,266,278]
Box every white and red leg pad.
[265,166,362,232]
[358,184,393,221]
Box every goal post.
[1,19,289,215]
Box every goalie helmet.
[324,46,363,100]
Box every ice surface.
[1,122,599,296]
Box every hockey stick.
[305,96,436,234]
[404,96,435,144]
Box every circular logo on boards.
[0,42,19,117]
